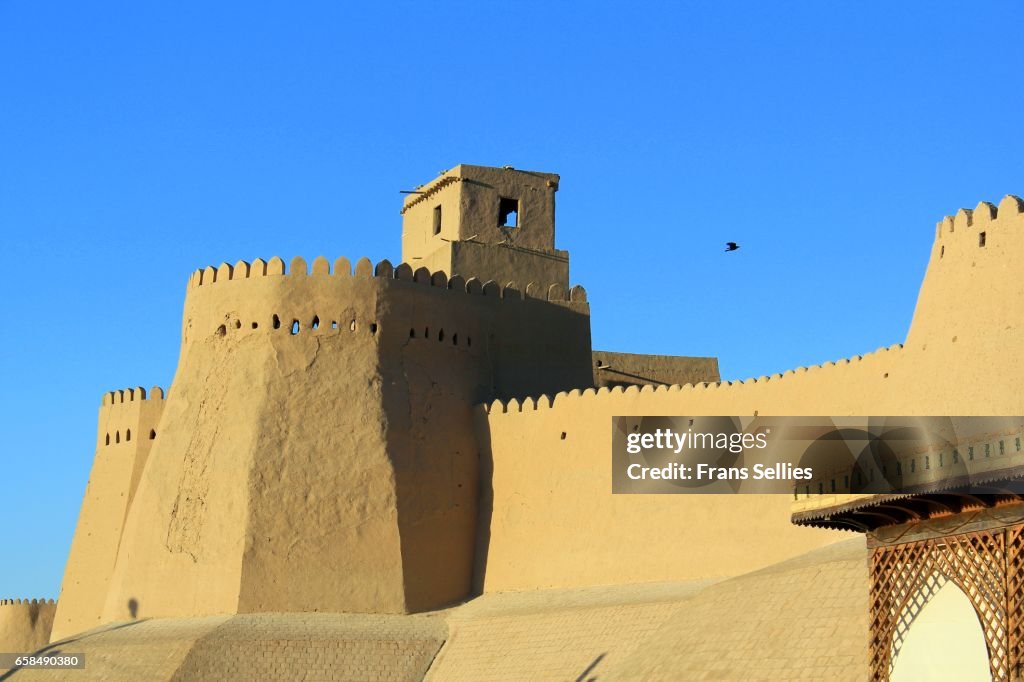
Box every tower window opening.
[498,197,519,228]
[105,433,110,446]
[126,429,131,442]
[291,320,300,335]
[273,315,281,330]
[979,231,986,247]
[433,205,442,235]
[149,429,156,440]
[312,316,320,330]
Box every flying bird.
[725,242,740,252]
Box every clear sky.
[1,2,1022,597]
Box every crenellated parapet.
[0,598,56,652]
[486,344,905,414]
[907,192,1024,348]
[930,194,1024,263]
[101,385,165,406]
[181,257,587,341]
[186,255,586,302]
[179,256,591,403]
[97,386,166,449]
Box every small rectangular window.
[498,197,519,228]
[433,205,442,235]
[979,232,986,247]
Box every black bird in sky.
[725,242,740,252]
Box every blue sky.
[1,2,1022,597]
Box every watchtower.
[400,164,569,287]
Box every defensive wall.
[59,255,591,639]
[0,599,56,653]
[38,162,1024,668]
[474,193,1024,593]
[52,387,165,641]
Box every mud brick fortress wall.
[478,194,1024,592]
[0,600,57,653]
[21,165,1024,652]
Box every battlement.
[485,344,905,413]
[187,255,586,302]
[101,385,165,406]
[0,598,57,652]
[932,194,1024,245]
[97,386,166,449]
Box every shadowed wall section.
[592,350,720,389]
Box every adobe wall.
[401,165,560,253]
[592,350,720,389]
[76,256,590,635]
[401,166,569,287]
[51,388,165,642]
[476,194,1024,593]
[449,240,569,293]
[401,173,464,262]
[0,599,56,653]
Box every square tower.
[401,164,569,287]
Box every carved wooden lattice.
[1009,525,1024,680]
[869,524,1023,681]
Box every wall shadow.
[471,409,495,596]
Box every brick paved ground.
[4,539,868,681]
